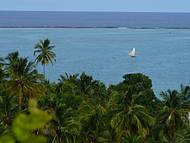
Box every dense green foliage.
[0,39,190,143]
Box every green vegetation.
[34,38,56,79]
[0,39,190,143]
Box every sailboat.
[129,48,136,57]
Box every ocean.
[1,11,190,28]
[0,11,190,95]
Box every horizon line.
[0,10,190,14]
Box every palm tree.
[111,104,155,138]
[110,93,155,140]
[5,52,43,110]
[34,39,56,79]
[158,88,190,143]
[55,73,79,95]
[78,99,109,143]
[107,73,156,141]
[38,89,82,143]
[78,73,107,100]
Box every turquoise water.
[0,28,190,93]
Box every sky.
[1,0,190,12]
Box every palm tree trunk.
[43,65,46,80]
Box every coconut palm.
[109,73,155,140]
[78,99,109,143]
[55,73,79,95]
[5,52,43,110]
[158,89,190,142]
[34,39,56,79]
[111,104,155,138]
[110,93,155,140]
[38,90,83,143]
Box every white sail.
[129,48,136,57]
